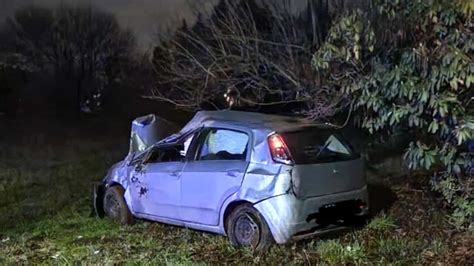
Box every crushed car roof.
[153,111,337,164]
[180,110,329,132]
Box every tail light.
[268,134,293,164]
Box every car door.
[129,145,186,220]
[180,128,250,225]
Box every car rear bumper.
[253,185,369,244]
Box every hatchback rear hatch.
[280,127,365,199]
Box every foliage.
[8,5,135,112]
[313,0,473,229]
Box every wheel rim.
[234,213,260,247]
[104,193,120,219]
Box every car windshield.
[282,128,358,164]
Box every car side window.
[146,146,183,163]
[145,134,195,164]
[198,129,249,161]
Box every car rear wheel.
[103,186,133,225]
[226,204,274,252]
[348,214,369,227]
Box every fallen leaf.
[423,250,435,257]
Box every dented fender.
[217,163,294,230]
[103,160,131,189]
[239,163,293,202]
[94,160,134,218]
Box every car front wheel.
[226,204,274,252]
[103,186,133,225]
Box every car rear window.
[282,129,359,164]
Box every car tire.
[103,186,133,225]
[352,215,370,227]
[226,204,274,252]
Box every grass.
[0,115,472,264]
[1,209,451,264]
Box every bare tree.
[150,0,367,120]
[10,5,136,112]
[0,21,37,115]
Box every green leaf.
[450,79,458,90]
[429,120,439,133]
[466,74,474,88]
[466,121,474,130]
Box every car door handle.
[226,170,241,177]
[169,170,181,177]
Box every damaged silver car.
[93,111,369,251]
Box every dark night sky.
[0,0,309,50]
[0,0,217,50]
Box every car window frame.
[143,145,185,165]
[280,128,360,164]
[191,127,251,162]
[140,130,199,165]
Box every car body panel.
[104,161,130,188]
[238,163,292,202]
[254,185,369,244]
[291,158,366,199]
[180,160,248,225]
[96,110,369,244]
[130,162,184,220]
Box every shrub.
[312,0,473,229]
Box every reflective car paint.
[97,110,369,244]
[254,185,369,243]
[291,158,366,198]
